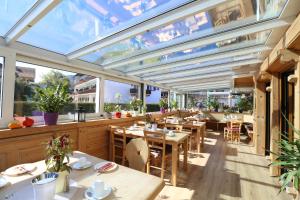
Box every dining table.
[157,120,206,153]
[0,151,164,200]
[116,126,189,187]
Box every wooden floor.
[156,131,291,200]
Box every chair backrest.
[134,121,146,126]
[164,124,183,131]
[126,138,149,172]
[143,130,166,154]
[109,125,126,145]
[230,121,242,131]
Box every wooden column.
[254,81,266,155]
[294,63,300,138]
[270,73,281,176]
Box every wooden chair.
[223,121,231,139]
[144,130,170,179]
[109,125,127,165]
[225,121,242,143]
[134,120,146,126]
[126,138,149,172]
[164,124,183,131]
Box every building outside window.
[104,80,138,110]
[14,61,99,123]
[146,85,161,112]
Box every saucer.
[71,161,93,170]
[4,163,36,176]
[0,176,8,188]
[84,185,112,200]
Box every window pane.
[0,0,37,36]
[104,80,138,110]
[146,85,161,112]
[19,0,187,54]
[14,62,99,122]
[81,0,287,65]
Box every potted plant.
[45,134,72,193]
[130,97,143,116]
[206,97,219,112]
[159,98,168,113]
[236,96,252,113]
[114,93,122,118]
[170,100,178,111]
[271,117,300,199]
[35,84,72,125]
[104,103,114,119]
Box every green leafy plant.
[130,97,143,111]
[170,100,178,110]
[34,84,72,113]
[206,97,219,111]
[158,98,168,109]
[104,103,114,113]
[45,134,73,173]
[271,115,300,192]
[236,96,252,112]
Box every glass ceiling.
[0,0,37,36]
[80,0,286,66]
[115,30,271,74]
[18,0,190,54]
[0,0,291,91]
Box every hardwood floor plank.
[156,131,291,200]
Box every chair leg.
[122,148,126,166]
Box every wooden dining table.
[0,151,164,200]
[117,127,189,187]
[157,120,206,153]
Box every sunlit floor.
[156,131,291,200]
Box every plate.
[0,176,8,188]
[4,164,36,176]
[94,162,118,173]
[71,161,93,170]
[84,186,112,200]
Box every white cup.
[163,127,168,133]
[133,123,137,127]
[151,124,157,131]
[92,180,105,198]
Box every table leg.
[171,143,178,186]
[197,128,200,153]
[201,126,205,147]
[183,138,188,171]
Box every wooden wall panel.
[270,73,281,176]
[254,82,266,156]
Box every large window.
[104,80,138,110]
[14,62,99,122]
[146,85,161,112]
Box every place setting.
[84,179,112,200]
[71,157,93,170]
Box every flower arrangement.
[130,97,143,111]
[45,134,73,173]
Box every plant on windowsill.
[170,100,178,111]
[114,93,122,118]
[45,134,72,193]
[206,97,219,112]
[34,84,72,125]
[130,97,143,115]
[158,98,168,113]
[104,103,114,119]
[271,115,300,199]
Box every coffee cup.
[92,180,105,198]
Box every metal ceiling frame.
[5,0,61,44]
[103,16,292,70]
[67,0,226,59]
[125,40,270,74]
[142,58,262,81]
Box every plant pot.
[160,108,166,113]
[43,112,59,125]
[56,170,69,193]
[115,112,122,118]
[32,172,58,200]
